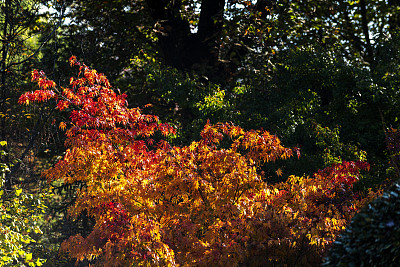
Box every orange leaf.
[59,122,67,131]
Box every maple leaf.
[276,168,283,177]
[59,122,67,131]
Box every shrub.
[0,142,47,267]
[20,58,380,266]
[323,182,400,266]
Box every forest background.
[1,0,400,266]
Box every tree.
[19,59,379,266]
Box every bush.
[20,59,381,266]
[0,141,47,267]
[323,182,400,266]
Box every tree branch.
[5,2,66,69]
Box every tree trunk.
[1,0,10,142]
[146,0,226,82]
[0,0,11,190]
[360,0,374,65]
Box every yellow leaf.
[16,188,22,196]
[276,168,283,176]
[34,228,43,234]
[25,253,32,261]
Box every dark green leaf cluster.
[324,183,400,266]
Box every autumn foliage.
[19,57,380,266]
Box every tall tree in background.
[61,0,400,79]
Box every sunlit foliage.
[0,142,47,267]
[19,59,379,266]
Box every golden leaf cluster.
[20,60,380,266]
